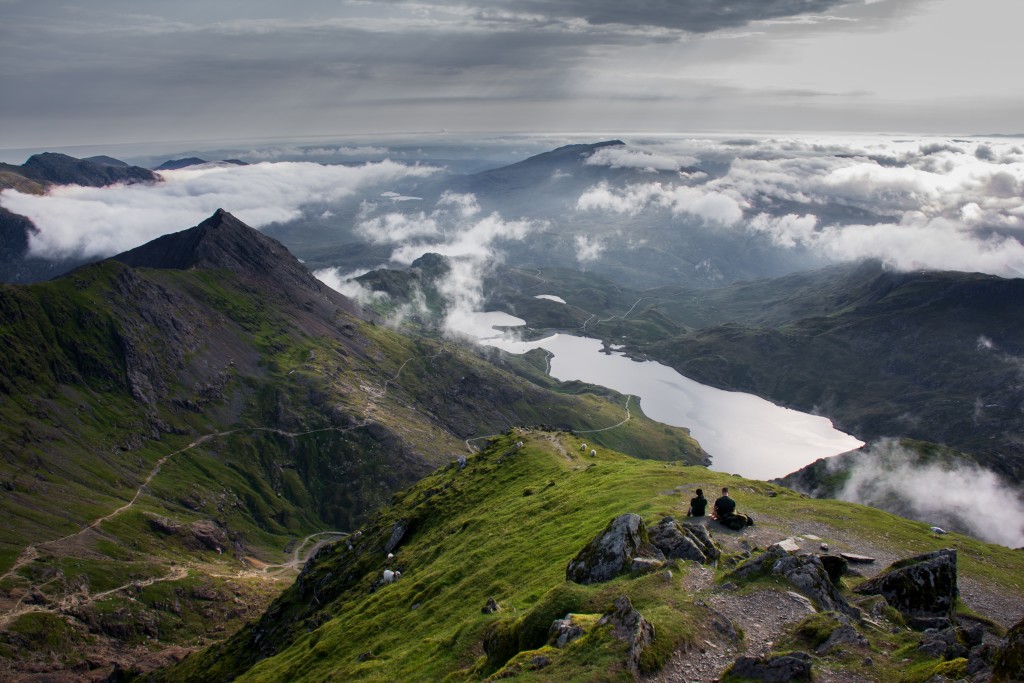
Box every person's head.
[722,487,729,495]
[695,488,703,497]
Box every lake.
[469,316,863,479]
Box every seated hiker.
[713,486,753,530]
[687,488,708,517]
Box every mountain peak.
[110,209,358,316]
[112,209,291,274]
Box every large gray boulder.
[649,516,721,564]
[729,545,859,618]
[566,514,664,584]
[854,548,957,628]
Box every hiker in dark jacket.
[713,487,753,530]
[687,488,708,517]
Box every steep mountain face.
[147,430,1024,683]
[0,211,704,680]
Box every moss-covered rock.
[565,513,664,584]
[854,548,958,629]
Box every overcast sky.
[2,0,1022,149]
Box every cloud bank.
[0,160,440,259]
[575,135,1024,277]
[834,439,1024,548]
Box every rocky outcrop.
[548,615,586,649]
[854,548,958,629]
[566,514,664,584]
[598,596,654,676]
[993,616,1024,682]
[727,651,813,682]
[649,516,721,564]
[729,545,858,617]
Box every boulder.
[993,616,1024,682]
[649,516,721,564]
[815,622,868,655]
[598,596,654,675]
[853,549,958,627]
[727,651,813,682]
[729,545,858,618]
[566,514,664,584]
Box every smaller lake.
[476,325,862,480]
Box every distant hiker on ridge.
[713,487,754,530]
[687,488,707,517]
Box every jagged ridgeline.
[0,210,703,678]
[147,430,1024,683]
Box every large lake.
[462,313,863,480]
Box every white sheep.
[590,449,597,457]
[515,441,524,450]
[580,443,588,451]
[386,552,395,564]
[382,569,402,584]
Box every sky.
[2,0,1022,149]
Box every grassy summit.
[155,430,1024,682]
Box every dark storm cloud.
[510,0,853,33]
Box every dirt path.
[260,532,348,574]
[0,565,190,629]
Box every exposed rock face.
[548,615,586,649]
[817,554,848,586]
[729,545,858,618]
[383,519,410,554]
[854,548,958,628]
[993,616,1024,682]
[598,596,654,676]
[566,514,664,584]
[649,516,721,564]
[727,651,813,682]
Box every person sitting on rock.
[713,487,753,530]
[687,488,708,517]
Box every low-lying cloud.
[0,160,440,260]
[577,180,744,226]
[575,135,1024,277]
[833,439,1024,548]
[323,191,543,337]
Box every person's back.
[688,489,707,517]
[714,492,736,519]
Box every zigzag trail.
[0,423,368,587]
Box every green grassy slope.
[153,430,1024,683]
[0,237,705,678]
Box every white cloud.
[835,439,1024,548]
[748,213,818,248]
[357,212,440,244]
[0,160,441,260]
[574,234,605,262]
[576,180,744,226]
[584,146,694,171]
[437,190,481,218]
